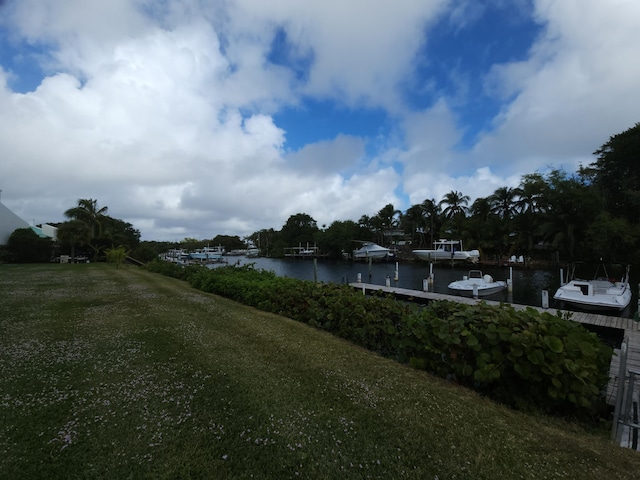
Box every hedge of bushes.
[146,260,613,417]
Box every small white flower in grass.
[222,454,228,460]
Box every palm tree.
[420,198,440,247]
[56,220,91,262]
[402,204,427,246]
[488,187,517,220]
[371,204,401,245]
[467,197,500,255]
[512,174,549,253]
[439,191,469,219]
[514,173,548,215]
[64,198,108,239]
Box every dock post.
[357,272,362,283]
[313,258,318,283]
[429,263,434,287]
[394,262,399,281]
[541,290,549,309]
[423,278,428,292]
[559,268,564,286]
[473,284,479,299]
[507,267,513,292]
[385,275,391,287]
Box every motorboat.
[352,241,391,260]
[189,245,225,261]
[553,263,631,312]
[448,270,507,297]
[413,239,480,263]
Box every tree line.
[4,122,638,265]
[4,198,150,264]
[246,122,640,264]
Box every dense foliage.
[53,198,141,262]
[6,228,54,263]
[146,261,612,417]
[238,123,640,264]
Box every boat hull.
[353,250,390,260]
[413,249,480,263]
[448,280,507,297]
[553,280,632,312]
[352,243,390,260]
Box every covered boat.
[352,241,390,260]
[553,263,631,312]
[448,270,507,297]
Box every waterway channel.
[214,257,639,318]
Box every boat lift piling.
[394,262,399,282]
[429,263,434,288]
[541,290,549,309]
[507,266,514,292]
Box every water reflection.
[215,257,637,318]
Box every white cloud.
[1,0,639,242]
[227,0,449,110]
[284,135,365,175]
[473,0,640,175]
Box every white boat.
[553,263,631,312]
[448,270,507,297]
[413,239,480,263]
[190,245,225,261]
[352,242,391,260]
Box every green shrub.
[401,301,612,414]
[148,262,613,417]
[145,259,204,281]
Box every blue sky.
[1,0,639,241]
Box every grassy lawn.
[1,263,639,479]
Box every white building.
[0,200,29,245]
[0,199,58,245]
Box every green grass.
[1,263,639,479]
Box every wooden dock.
[350,282,640,405]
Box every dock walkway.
[350,282,640,405]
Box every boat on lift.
[553,262,631,312]
[352,241,391,260]
[413,239,480,263]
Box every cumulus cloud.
[0,0,639,241]
[475,0,640,175]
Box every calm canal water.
[216,257,639,318]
